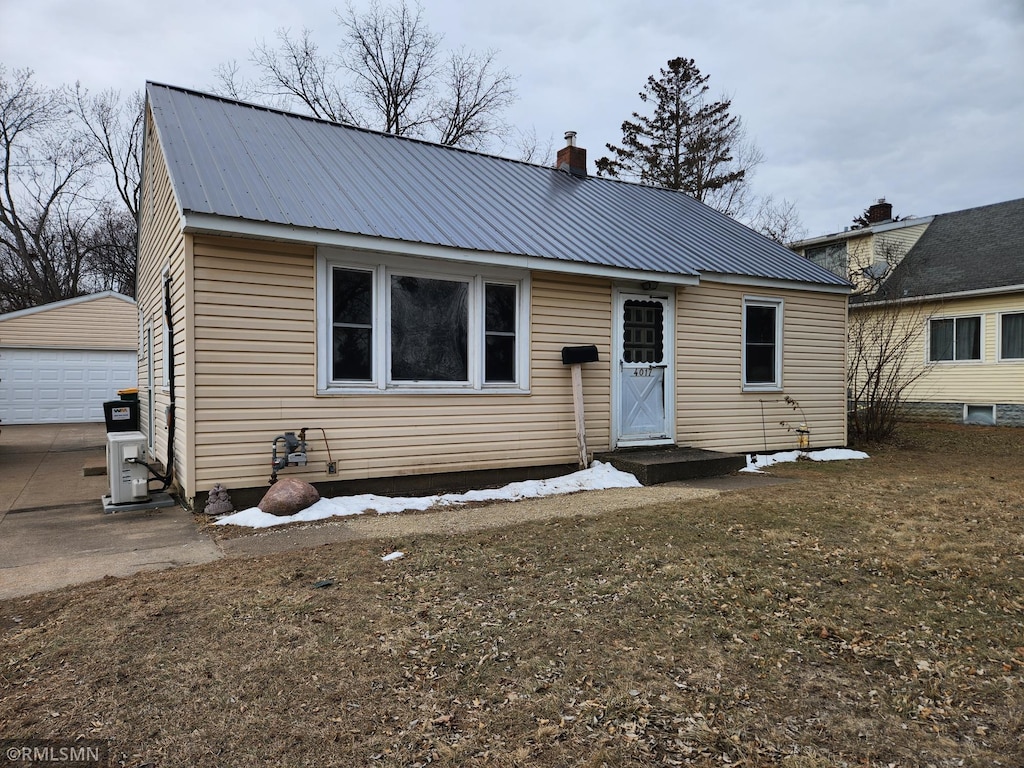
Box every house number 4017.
[633,367,654,377]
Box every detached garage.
[0,292,137,424]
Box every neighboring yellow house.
[139,83,851,509]
[0,292,137,424]
[793,198,1024,428]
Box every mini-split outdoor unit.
[106,431,151,506]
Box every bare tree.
[69,85,144,219]
[339,0,438,135]
[217,0,516,150]
[0,67,101,311]
[0,67,142,311]
[432,46,516,150]
[249,28,358,123]
[80,204,137,296]
[746,194,807,245]
[509,125,556,166]
[846,241,934,443]
[68,85,143,296]
[700,136,763,218]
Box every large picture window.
[320,254,528,392]
[929,316,981,362]
[390,275,469,381]
[743,297,783,390]
[1000,312,1024,360]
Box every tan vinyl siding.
[0,295,136,349]
[676,281,848,452]
[136,111,188,493]
[801,222,930,293]
[140,109,851,499]
[875,222,929,260]
[188,242,612,498]
[882,292,1024,404]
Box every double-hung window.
[929,315,981,362]
[743,297,783,390]
[320,253,529,392]
[999,312,1024,361]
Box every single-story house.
[0,291,137,424]
[792,197,1024,426]
[139,82,851,508]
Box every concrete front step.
[595,446,747,485]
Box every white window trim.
[742,296,784,392]
[996,310,1024,363]
[317,249,530,394]
[927,313,985,365]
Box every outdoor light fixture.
[640,281,659,291]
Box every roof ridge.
[931,196,1024,220]
[146,81,571,175]
[146,82,850,289]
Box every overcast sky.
[2,0,1021,238]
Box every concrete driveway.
[0,423,221,600]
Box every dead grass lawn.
[2,423,1023,767]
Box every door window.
[623,300,664,363]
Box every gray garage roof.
[146,82,848,289]
[870,198,1024,301]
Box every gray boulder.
[259,478,320,516]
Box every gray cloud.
[1,0,1020,236]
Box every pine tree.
[596,57,751,210]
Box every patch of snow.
[215,460,642,529]
[741,448,869,473]
[381,551,405,562]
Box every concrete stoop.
[595,446,747,485]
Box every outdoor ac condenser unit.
[106,431,150,505]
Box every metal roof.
[146,82,849,289]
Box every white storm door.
[616,293,673,445]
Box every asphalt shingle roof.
[146,82,848,288]
[873,198,1024,300]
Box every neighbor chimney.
[556,130,587,177]
[867,198,893,224]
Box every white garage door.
[0,348,137,424]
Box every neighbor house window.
[743,297,783,390]
[999,312,1024,360]
[320,253,528,392]
[805,241,848,277]
[929,316,981,362]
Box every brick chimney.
[867,198,893,224]
[556,131,586,177]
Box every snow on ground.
[215,460,643,529]
[741,448,869,473]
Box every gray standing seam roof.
[146,82,849,288]
[869,198,1024,301]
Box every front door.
[615,291,673,446]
